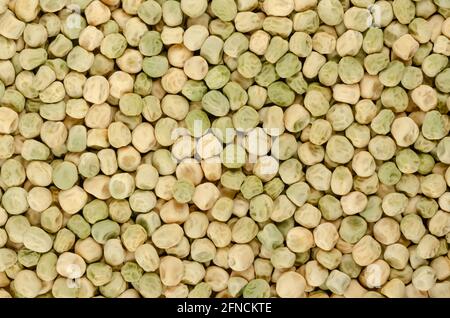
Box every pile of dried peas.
[0,0,449,298]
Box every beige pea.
[13,270,42,298]
[352,151,376,177]
[276,271,306,298]
[167,44,193,68]
[83,76,109,105]
[360,260,390,289]
[305,260,329,287]
[152,224,184,249]
[391,117,419,147]
[352,235,382,267]
[160,256,184,287]
[192,182,220,211]
[183,56,209,80]
[313,222,339,251]
[58,186,88,215]
[286,227,314,253]
[161,67,187,94]
[27,187,52,212]
[373,217,401,245]
[56,252,87,279]
[159,199,189,224]
[228,244,254,272]
[340,191,367,215]
[108,71,134,99]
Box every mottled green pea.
[435,68,450,93]
[17,248,40,268]
[136,273,162,298]
[370,109,394,135]
[339,254,362,279]
[232,106,259,132]
[1,89,25,112]
[275,53,301,79]
[378,162,402,185]
[19,48,47,71]
[417,197,438,219]
[36,252,58,282]
[40,207,63,234]
[221,144,247,169]
[67,215,91,240]
[249,194,273,222]
[318,195,343,221]
[173,180,195,204]
[137,0,162,25]
[364,52,389,75]
[220,169,245,191]
[243,279,270,298]
[417,154,435,175]
[422,110,448,140]
[82,200,109,225]
[237,52,262,79]
[379,61,405,87]
[317,0,344,26]
[188,282,211,298]
[289,32,312,57]
[52,161,78,190]
[99,272,126,298]
[264,36,289,64]
[185,109,211,138]
[338,57,364,84]
[255,62,279,87]
[120,262,143,283]
[240,176,263,200]
[205,65,231,89]
[400,214,426,243]
[223,82,248,110]
[122,224,147,252]
[91,220,120,244]
[264,177,285,200]
[136,212,161,237]
[53,229,76,254]
[200,36,224,65]
[182,80,208,102]
[263,17,293,38]
[223,32,248,58]
[396,149,420,174]
[339,216,367,244]
[286,71,308,94]
[268,81,295,107]
[78,153,100,179]
[359,196,383,223]
[0,248,17,272]
[393,0,415,24]
[2,187,28,215]
[48,34,72,58]
[1,159,25,187]
[209,20,235,40]
[87,262,113,287]
[293,11,320,34]
[211,0,237,22]
[381,87,409,113]
[139,31,163,57]
[143,55,169,78]
[318,61,338,86]
[119,93,143,117]
[422,54,448,78]
[100,33,127,59]
[257,223,284,250]
[363,28,384,54]
[202,90,230,117]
